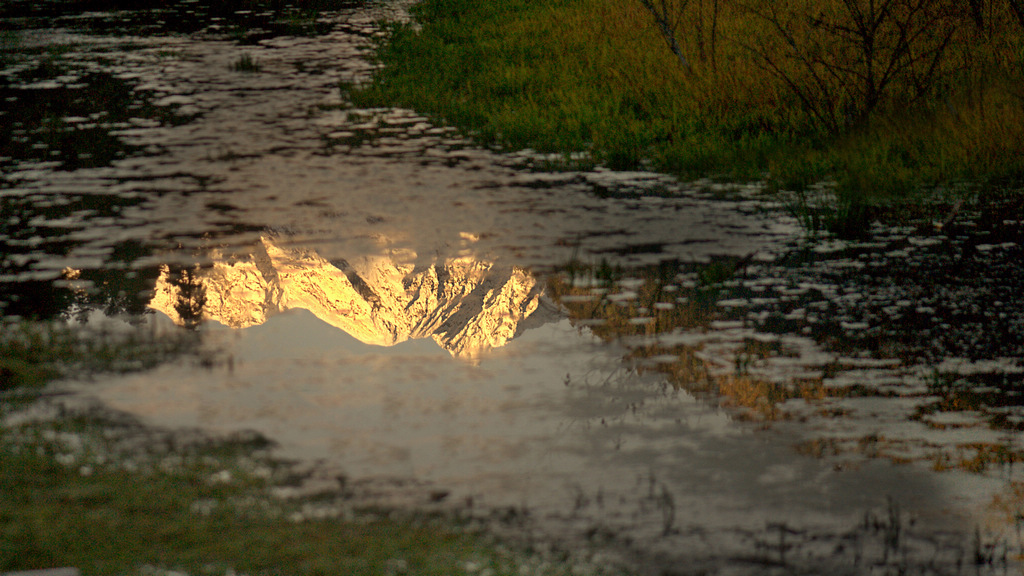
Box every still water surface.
[3,2,1024,573]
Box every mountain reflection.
[149,236,544,360]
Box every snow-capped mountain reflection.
[150,236,543,360]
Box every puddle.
[3,2,1024,573]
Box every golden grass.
[356,0,1024,224]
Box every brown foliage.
[638,0,1024,133]
[740,0,963,132]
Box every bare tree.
[966,0,985,27]
[638,0,726,71]
[742,0,959,132]
[694,0,722,69]
[1007,0,1024,27]
[638,0,691,68]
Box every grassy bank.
[1,433,483,576]
[0,322,621,576]
[352,0,1024,229]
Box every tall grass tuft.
[231,52,260,73]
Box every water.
[3,2,1024,573]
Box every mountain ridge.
[150,236,547,359]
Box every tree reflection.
[547,255,1024,475]
[548,257,820,418]
[166,265,207,330]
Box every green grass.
[352,0,1024,234]
[0,448,482,575]
[354,0,728,173]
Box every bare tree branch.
[743,0,959,130]
[1008,0,1024,28]
[638,0,691,68]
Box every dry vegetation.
[354,0,1024,230]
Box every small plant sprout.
[231,53,260,73]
